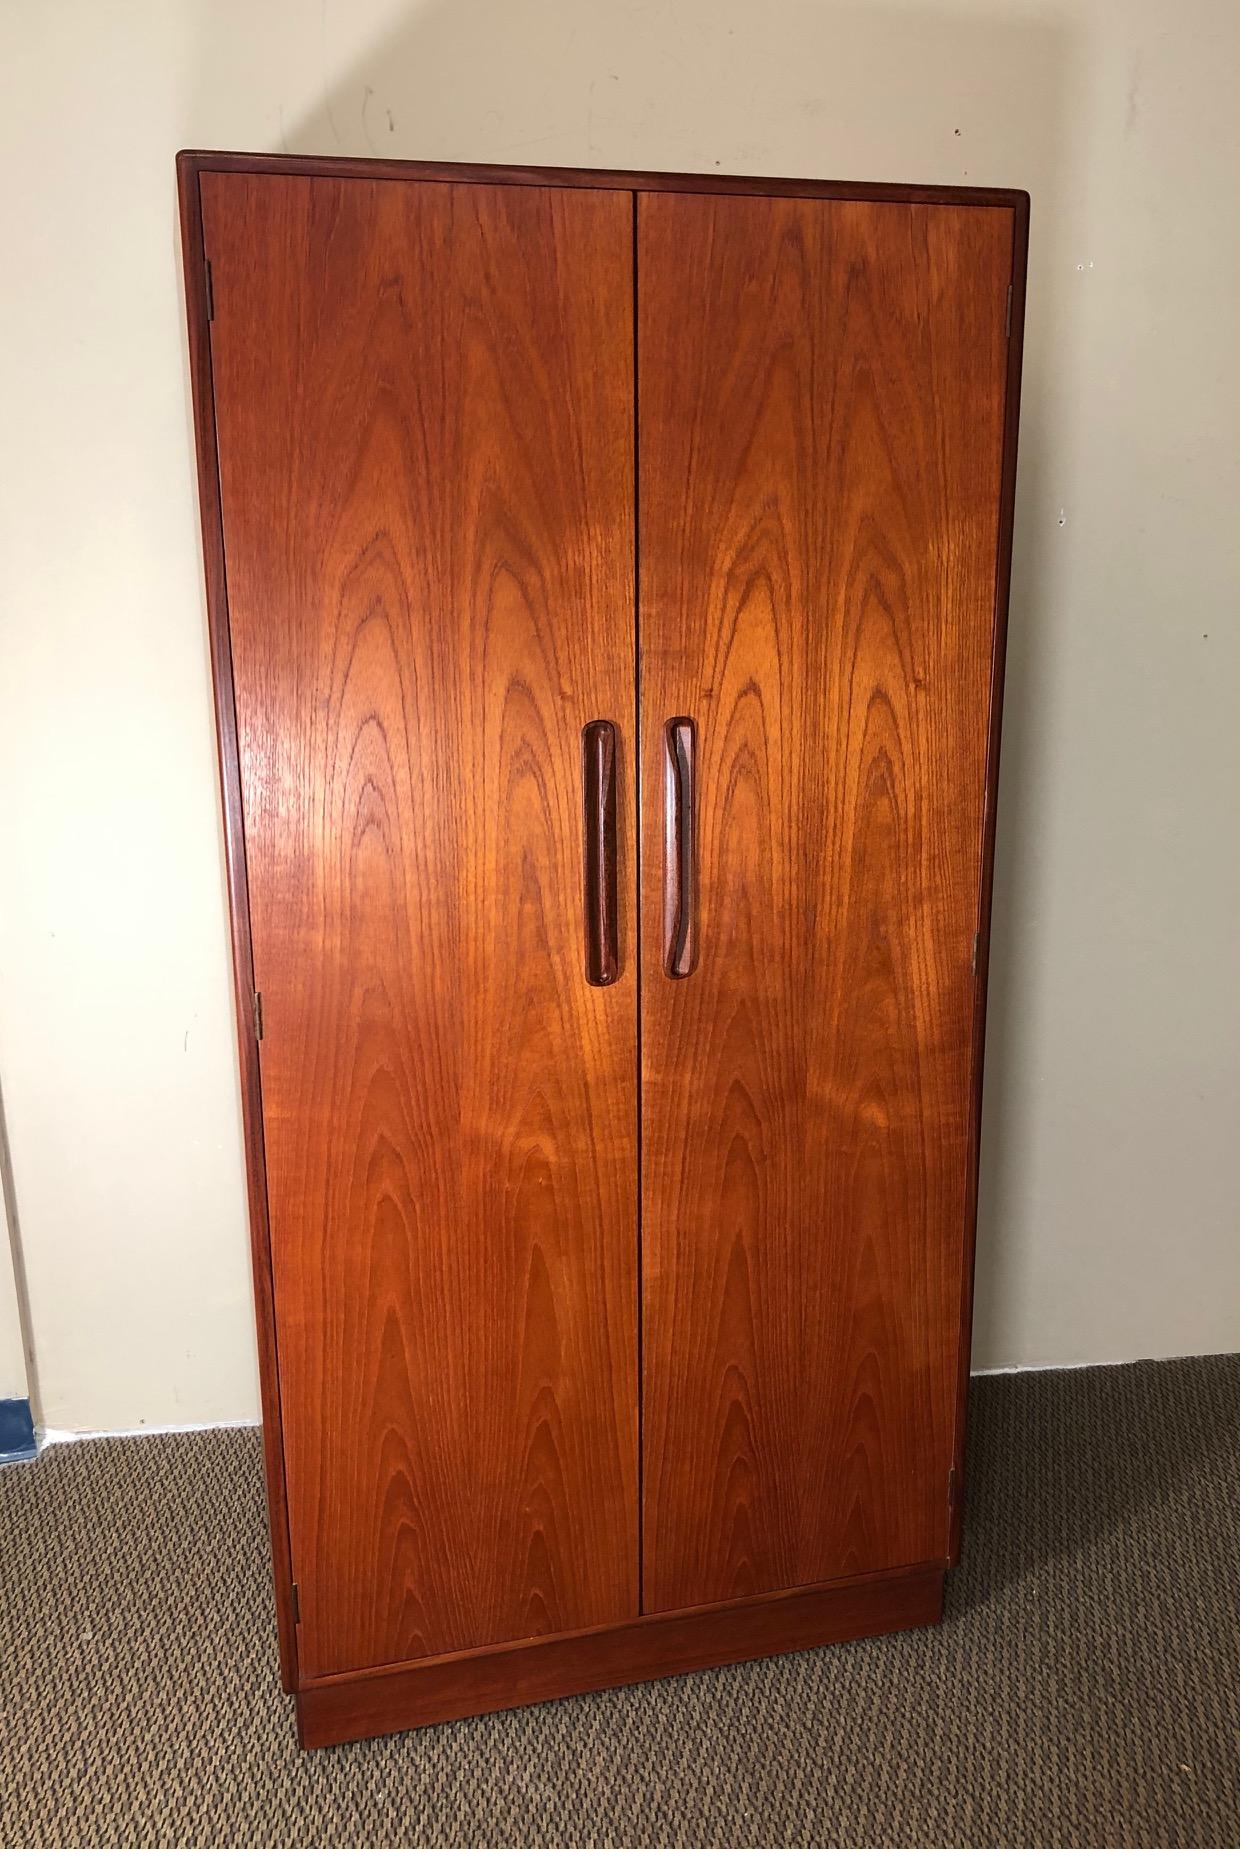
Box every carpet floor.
[1,1354,1237,1847]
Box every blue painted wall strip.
[0,1397,36,1462]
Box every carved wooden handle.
[583,721,618,986]
[663,717,697,978]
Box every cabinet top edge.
[176,149,1029,214]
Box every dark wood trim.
[304,1556,933,1691]
[296,1562,944,1746]
[177,148,1027,212]
[176,161,300,1690]
[949,193,1030,1563]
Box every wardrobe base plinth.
[295,1562,945,1748]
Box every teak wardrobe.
[178,150,1027,1749]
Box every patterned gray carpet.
[1,1355,1237,1846]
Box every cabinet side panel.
[177,162,299,1690]
[638,193,1012,1611]
[202,172,639,1676]
[951,196,1028,1560]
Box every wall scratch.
[1125,49,1143,135]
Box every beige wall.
[1,0,1237,1432]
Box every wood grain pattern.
[182,153,1027,1735]
[202,173,638,1677]
[637,193,1013,1613]
[297,1561,944,1746]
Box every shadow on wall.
[189,0,1082,1364]
[0,1073,38,1420]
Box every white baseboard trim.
[38,1418,261,1447]
[973,1359,1108,1375]
[972,1348,1230,1376]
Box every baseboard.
[38,1417,261,1446]
[0,1397,36,1463]
[295,1561,945,1748]
[972,1348,1239,1377]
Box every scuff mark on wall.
[1126,49,1143,134]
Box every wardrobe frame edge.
[177,147,1028,211]
[175,144,1028,1701]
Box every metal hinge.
[291,1582,301,1625]
[1004,283,1012,337]
[253,990,264,1041]
[204,258,215,322]
[947,1466,957,1514]
[971,933,980,973]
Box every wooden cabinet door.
[202,174,638,1676]
[637,193,1013,1613]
